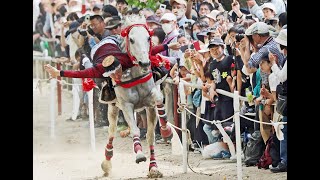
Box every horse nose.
[138,61,150,68]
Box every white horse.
[101,15,172,178]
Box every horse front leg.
[101,103,119,176]
[151,85,173,141]
[121,103,146,163]
[146,107,163,178]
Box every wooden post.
[56,63,62,115]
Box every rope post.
[56,63,62,115]
[50,78,56,139]
[178,82,188,173]
[173,84,180,136]
[233,90,242,180]
[88,89,96,152]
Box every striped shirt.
[248,37,285,69]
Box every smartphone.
[159,4,166,12]
[85,14,91,24]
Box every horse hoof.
[101,159,112,176]
[147,167,163,178]
[161,132,173,142]
[136,153,147,164]
[120,128,130,138]
[160,125,173,139]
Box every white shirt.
[269,60,287,92]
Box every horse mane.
[123,14,147,27]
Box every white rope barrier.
[239,114,287,125]
[182,106,234,124]
[33,56,53,61]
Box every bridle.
[120,24,154,65]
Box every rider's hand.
[44,64,60,78]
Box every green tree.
[126,0,165,11]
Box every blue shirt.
[248,37,285,69]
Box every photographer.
[239,22,284,75]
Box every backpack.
[257,133,280,169]
[243,130,265,166]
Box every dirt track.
[33,80,287,180]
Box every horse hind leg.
[101,104,119,176]
[146,107,163,178]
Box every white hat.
[262,3,277,14]
[206,10,220,21]
[245,22,271,35]
[170,0,187,7]
[160,13,177,22]
[274,29,287,46]
[198,43,209,53]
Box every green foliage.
[126,0,165,11]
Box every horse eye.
[130,38,134,44]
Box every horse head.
[121,14,154,73]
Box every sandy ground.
[33,79,287,180]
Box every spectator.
[89,14,109,40]
[205,10,220,27]
[159,13,182,65]
[246,0,286,21]
[261,3,278,27]
[203,37,234,144]
[198,1,214,18]
[265,29,287,173]
[146,15,161,29]
[102,4,119,18]
[170,0,194,28]
[239,22,284,74]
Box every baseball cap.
[169,0,187,7]
[208,37,224,48]
[160,13,177,22]
[146,15,161,25]
[105,16,122,29]
[261,3,277,14]
[245,22,271,35]
[274,29,287,46]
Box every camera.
[235,33,245,42]
[78,26,95,37]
